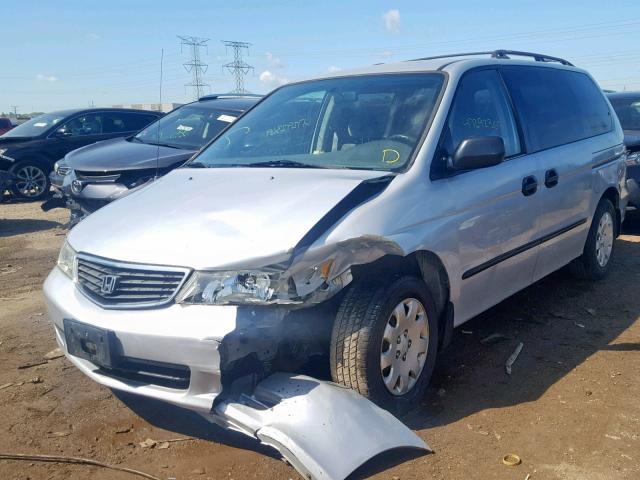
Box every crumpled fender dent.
[212,373,429,480]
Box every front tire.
[11,160,51,200]
[330,276,439,414]
[569,198,616,280]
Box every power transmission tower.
[221,40,254,93]
[178,35,210,100]
[10,106,18,117]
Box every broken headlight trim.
[57,240,77,281]
[176,270,298,305]
[626,151,640,166]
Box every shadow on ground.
[0,218,62,237]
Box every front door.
[430,68,543,324]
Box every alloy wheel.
[14,165,47,197]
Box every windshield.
[188,73,444,171]
[2,112,66,138]
[134,104,241,150]
[610,96,640,131]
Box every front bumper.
[43,267,431,479]
[43,266,238,414]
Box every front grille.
[76,255,189,308]
[75,171,121,183]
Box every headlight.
[54,160,71,175]
[0,148,7,156]
[626,151,640,166]
[176,270,296,305]
[0,148,12,160]
[57,240,77,281]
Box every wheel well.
[10,157,52,173]
[601,187,621,235]
[350,250,450,319]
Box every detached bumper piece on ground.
[212,373,429,480]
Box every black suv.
[0,108,162,199]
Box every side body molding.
[212,373,429,480]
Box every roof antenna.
[155,48,164,180]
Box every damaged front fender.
[211,373,429,480]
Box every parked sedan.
[0,108,162,199]
[46,95,260,224]
[607,91,640,206]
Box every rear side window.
[103,112,158,133]
[501,67,612,152]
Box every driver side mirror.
[53,128,72,138]
[451,136,505,171]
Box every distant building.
[111,103,181,113]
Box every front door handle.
[545,168,559,188]
[522,175,538,196]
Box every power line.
[178,35,210,100]
[221,40,254,93]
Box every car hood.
[67,167,384,268]
[66,137,195,172]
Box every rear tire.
[330,276,439,414]
[569,198,616,280]
[10,160,51,200]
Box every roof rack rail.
[199,93,263,101]
[408,49,574,66]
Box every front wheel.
[569,198,616,280]
[11,161,51,200]
[330,276,439,414]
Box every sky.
[2,0,640,114]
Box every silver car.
[43,50,628,479]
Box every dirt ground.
[0,200,639,480]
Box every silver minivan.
[43,50,628,479]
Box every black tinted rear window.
[501,67,612,152]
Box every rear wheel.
[11,161,51,200]
[330,276,439,414]
[569,198,616,280]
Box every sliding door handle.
[545,169,559,188]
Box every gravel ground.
[1,200,639,480]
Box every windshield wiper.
[184,161,208,168]
[245,159,325,169]
[145,141,182,149]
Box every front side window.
[134,105,240,150]
[433,69,521,176]
[501,67,612,152]
[58,113,103,137]
[189,73,445,171]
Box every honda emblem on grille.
[101,275,118,295]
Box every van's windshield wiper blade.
[184,161,208,168]
[244,159,325,169]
